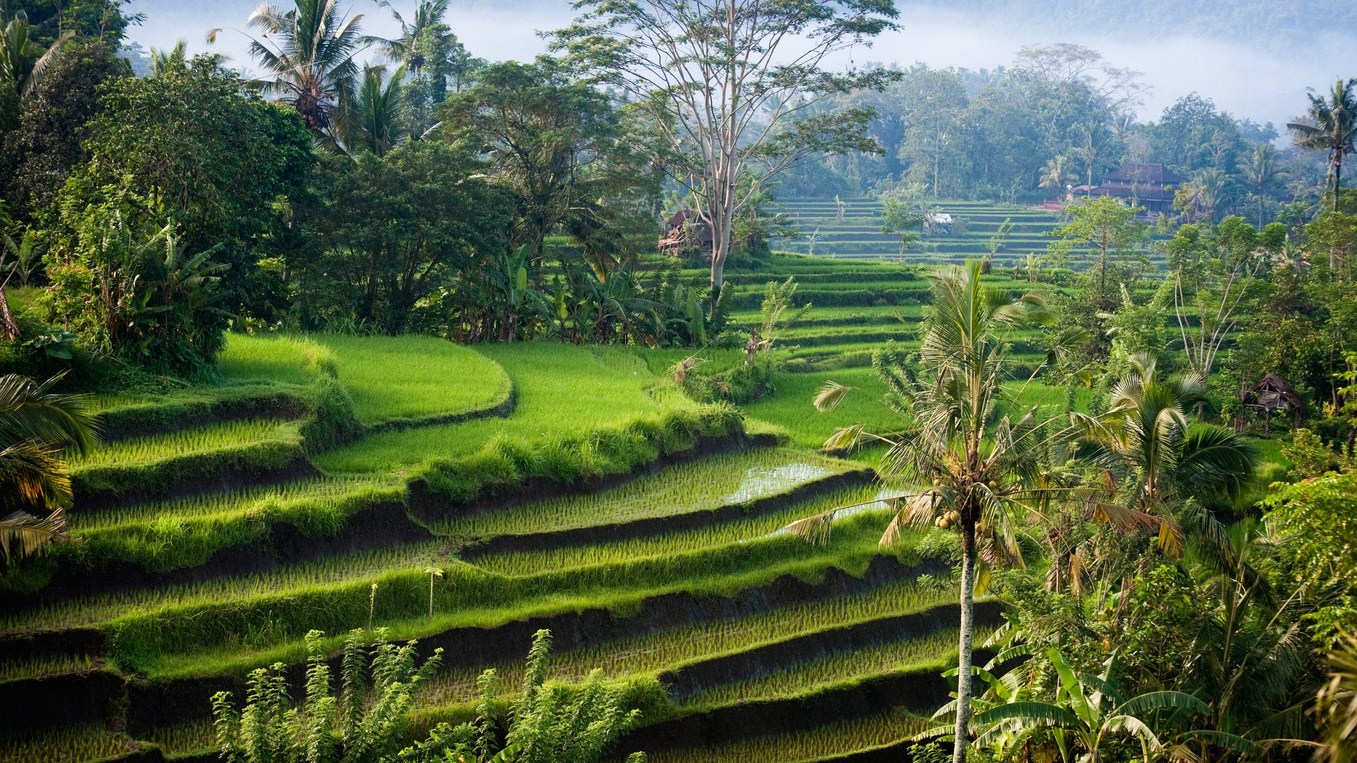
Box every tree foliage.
[1289,78,1357,213]
[553,0,901,310]
[0,39,127,223]
[44,55,313,372]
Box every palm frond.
[783,508,837,546]
[812,380,852,411]
[0,506,67,564]
[1175,728,1261,757]
[822,423,864,452]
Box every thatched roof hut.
[1242,373,1306,432]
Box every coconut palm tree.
[373,0,450,76]
[1068,354,1257,574]
[791,260,1054,763]
[1039,153,1072,199]
[0,372,98,565]
[1237,143,1288,228]
[245,0,367,132]
[1288,78,1357,213]
[0,8,69,127]
[149,40,188,75]
[335,63,406,156]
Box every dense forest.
[2,1,1356,762]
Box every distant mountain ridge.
[905,0,1357,49]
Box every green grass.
[75,475,402,529]
[110,512,907,678]
[315,343,697,474]
[436,446,858,539]
[220,334,512,426]
[0,535,441,635]
[0,723,143,763]
[640,706,934,763]
[416,573,950,708]
[743,367,901,452]
[680,626,987,708]
[470,483,888,576]
[311,334,511,426]
[140,720,216,759]
[0,653,100,682]
[71,419,296,467]
[219,333,334,386]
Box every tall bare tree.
[553,0,900,315]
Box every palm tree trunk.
[1332,153,1342,214]
[953,521,976,763]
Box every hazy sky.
[125,0,1354,131]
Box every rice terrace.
[1,0,1355,762]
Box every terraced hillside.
[771,198,1095,269]
[0,326,1008,762]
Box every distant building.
[1077,162,1183,216]
[658,209,712,256]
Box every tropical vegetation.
[0,1,1354,762]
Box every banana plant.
[965,649,1256,763]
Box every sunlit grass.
[682,625,990,708]
[0,536,443,634]
[118,514,900,679]
[640,706,933,763]
[437,447,858,539]
[71,419,297,467]
[311,334,511,425]
[315,343,697,473]
[76,475,401,529]
[0,723,141,763]
[417,574,949,707]
[471,484,886,576]
[219,333,333,386]
[743,367,899,453]
[0,653,99,682]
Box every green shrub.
[212,628,442,763]
[300,375,364,454]
[401,630,648,763]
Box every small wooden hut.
[658,209,712,256]
[1241,373,1306,434]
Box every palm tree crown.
[1,9,70,108]
[374,0,451,75]
[0,373,98,564]
[246,0,367,131]
[1069,355,1256,566]
[1288,78,1357,212]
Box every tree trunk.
[708,199,734,322]
[1332,153,1342,214]
[0,288,20,342]
[953,521,976,763]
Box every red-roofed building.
[1078,162,1184,215]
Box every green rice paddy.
[1,200,1255,763]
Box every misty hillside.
[906,0,1357,48]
